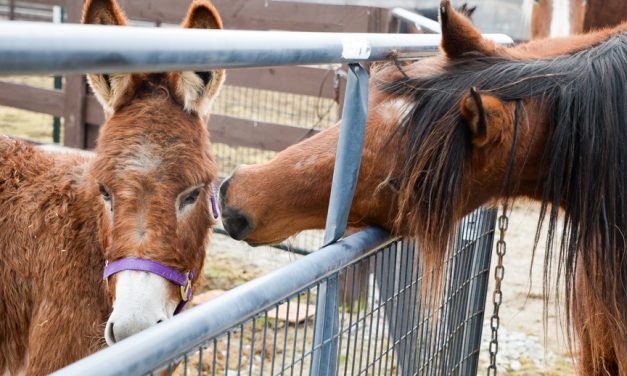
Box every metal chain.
[487,204,508,376]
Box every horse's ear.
[439,0,497,58]
[456,3,477,19]
[460,87,507,148]
[177,0,225,118]
[82,0,131,115]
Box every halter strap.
[103,257,194,315]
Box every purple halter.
[103,191,220,315]
[103,258,194,314]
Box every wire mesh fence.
[145,207,496,376]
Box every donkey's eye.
[99,184,111,201]
[180,188,201,210]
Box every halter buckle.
[180,271,192,302]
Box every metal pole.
[0,22,513,75]
[52,6,64,144]
[311,63,369,375]
[8,0,15,20]
[322,63,369,246]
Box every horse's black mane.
[381,33,627,349]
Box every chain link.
[487,204,508,376]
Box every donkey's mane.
[381,33,627,343]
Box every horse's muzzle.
[219,176,254,241]
[221,206,253,241]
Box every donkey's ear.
[178,0,225,117]
[182,0,223,29]
[82,0,130,115]
[439,0,497,58]
[460,87,507,147]
[81,0,127,26]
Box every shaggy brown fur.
[0,0,224,374]
[221,2,627,374]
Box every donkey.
[0,0,224,374]
[220,2,627,374]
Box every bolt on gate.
[0,22,512,375]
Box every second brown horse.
[221,2,627,374]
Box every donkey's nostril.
[221,207,253,241]
[105,321,117,345]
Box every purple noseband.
[104,258,194,315]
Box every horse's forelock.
[380,33,627,369]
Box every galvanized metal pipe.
[0,22,513,75]
[312,63,369,375]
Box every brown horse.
[0,0,224,374]
[531,0,626,39]
[220,2,627,374]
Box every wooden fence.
[0,0,390,150]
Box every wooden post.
[62,75,87,148]
[62,0,88,148]
[8,0,15,20]
[367,7,389,33]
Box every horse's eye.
[180,188,201,210]
[99,184,111,201]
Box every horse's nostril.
[222,207,253,241]
[156,319,163,324]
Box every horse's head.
[220,1,533,246]
[221,7,627,373]
[81,0,224,345]
[220,0,623,248]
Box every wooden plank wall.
[0,0,389,149]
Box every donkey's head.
[82,0,224,345]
